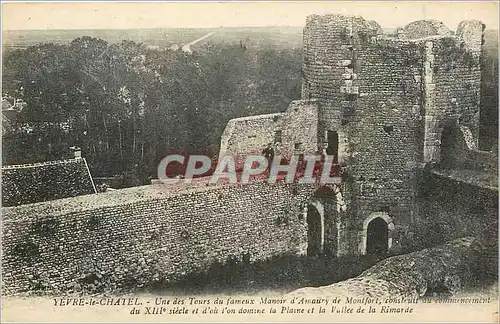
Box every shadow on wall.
[143,235,495,297]
[413,167,498,278]
[144,253,381,295]
[439,123,467,169]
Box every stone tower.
[301,14,484,255]
[219,14,485,256]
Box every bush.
[13,238,39,260]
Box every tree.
[2,36,302,187]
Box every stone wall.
[464,149,498,173]
[479,28,498,150]
[422,22,484,163]
[302,14,381,136]
[300,15,486,258]
[416,173,498,276]
[2,181,319,295]
[441,134,497,175]
[301,15,425,255]
[219,100,319,169]
[403,20,452,39]
[344,39,423,255]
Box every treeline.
[479,29,499,151]
[2,37,302,184]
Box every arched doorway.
[359,212,394,256]
[326,131,339,163]
[440,125,460,168]
[438,122,469,168]
[312,186,342,256]
[366,217,389,255]
[306,201,324,257]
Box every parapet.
[304,14,383,41]
[392,19,484,54]
[403,20,452,39]
[456,20,485,53]
[304,14,484,51]
[401,19,484,53]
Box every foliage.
[13,238,39,260]
[438,37,477,71]
[31,217,59,237]
[3,38,302,184]
[88,215,100,230]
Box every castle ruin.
[1,15,497,295]
[219,15,489,257]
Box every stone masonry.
[219,99,320,170]
[2,158,97,207]
[219,15,488,256]
[1,15,496,295]
[2,181,328,294]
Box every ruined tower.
[1,14,493,296]
[300,15,484,254]
[220,14,485,256]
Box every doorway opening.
[366,217,389,256]
[439,124,463,168]
[307,205,324,257]
[326,131,339,163]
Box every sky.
[2,1,499,31]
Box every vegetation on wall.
[13,237,39,261]
[88,215,100,230]
[438,38,477,71]
[31,217,59,237]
